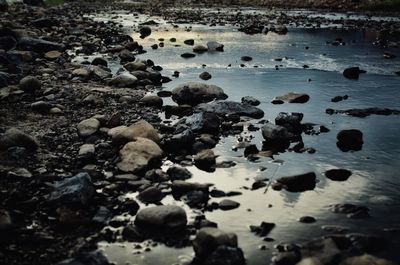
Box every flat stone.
[135,205,187,232]
[112,120,160,144]
[77,118,100,137]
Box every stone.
[72,68,90,78]
[337,129,363,152]
[139,26,151,38]
[193,227,238,258]
[261,123,293,149]
[275,92,310,103]
[241,56,252,61]
[109,72,138,88]
[167,166,192,180]
[275,172,316,192]
[300,238,341,265]
[0,128,38,150]
[194,149,216,171]
[183,112,220,134]
[0,210,11,230]
[219,199,240,210]
[0,0,8,11]
[44,50,61,60]
[56,251,110,265]
[207,41,224,52]
[181,52,196,58]
[18,37,64,53]
[343,67,361,79]
[325,169,352,181]
[197,101,264,119]
[299,216,316,223]
[241,96,260,106]
[138,186,164,204]
[117,137,163,173]
[172,82,227,106]
[135,205,187,232]
[19,76,41,93]
[140,95,163,108]
[250,222,275,237]
[275,112,303,133]
[92,207,112,225]
[124,61,147,72]
[329,204,370,219]
[184,39,195,45]
[47,173,95,206]
[78,144,95,158]
[77,118,100,137]
[200,71,212,80]
[193,45,208,53]
[326,107,400,118]
[118,49,135,63]
[171,180,209,198]
[163,129,195,153]
[91,57,108,67]
[112,120,160,144]
[204,245,245,265]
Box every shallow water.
[94,11,400,265]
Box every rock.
[197,101,264,119]
[275,92,310,103]
[204,245,245,265]
[325,169,352,181]
[135,205,187,232]
[109,72,138,88]
[325,107,400,118]
[0,210,11,230]
[274,24,288,35]
[167,166,192,180]
[139,26,151,38]
[184,39,195,45]
[124,61,147,71]
[163,129,195,153]
[194,149,216,171]
[78,144,95,159]
[299,216,316,223]
[92,206,112,225]
[181,52,196,58]
[44,50,62,60]
[241,96,260,106]
[272,251,301,265]
[77,118,100,137]
[219,199,240,210]
[0,71,11,88]
[47,172,95,206]
[207,41,224,52]
[118,49,136,63]
[18,37,64,53]
[341,254,394,265]
[140,95,163,108]
[300,238,341,265]
[90,65,112,80]
[112,120,160,144]
[383,51,396,59]
[138,186,164,204]
[117,137,163,173]
[183,112,220,134]
[337,129,363,152]
[122,225,143,242]
[193,45,208,53]
[172,82,227,105]
[171,180,209,198]
[72,68,90,78]
[274,172,316,192]
[92,57,108,67]
[343,67,361,80]
[19,76,41,93]
[241,56,252,61]
[193,227,238,259]
[200,71,212,80]
[250,222,275,237]
[329,204,369,219]
[0,128,38,150]
[56,251,110,265]
[275,112,303,133]
[261,123,293,149]
[7,168,32,178]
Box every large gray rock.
[0,128,38,150]
[47,173,95,206]
[109,72,138,88]
[117,137,163,173]
[193,227,238,258]
[196,101,264,119]
[135,205,187,231]
[18,37,64,53]
[112,120,160,144]
[172,82,227,106]
[261,123,293,141]
[183,112,220,134]
[77,118,100,137]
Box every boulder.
[138,186,164,204]
[194,149,216,171]
[343,67,361,80]
[204,246,245,265]
[172,82,227,106]
[261,123,293,149]
[274,92,309,103]
[47,173,95,206]
[171,180,209,198]
[124,61,147,72]
[163,129,195,153]
[275,112,303,134]
[135,205,187,232]
[219,199,240,210]
[91,57,108,67]
[77,118,100,137]
[274,172,316,192]
[140,95,163,108]
[197,101,264,119]
[207,41,224,52]
[336,129,363,152]
[193,45,208,53]
[112,120,160,144]
[0,128,38,150]
[167,166,192,180]
[139,26,151,38]
[19,76,41,93]
[109,72,138,88]
[18,37,64,53]
[117,137,163,173]
[325,169,352,181]
[193,227,238,258]
[241,96,260,106]
[183,112,220,134]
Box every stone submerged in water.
[172,82,227,106]
[241,96,260,106]
[274,92,310,103]
[250,222,275,237]
[0,128,39,151]
[343,66,365,80]
[273,172,316,192]
[199,71,212,80]
[193,227,238,258]
[196,101,264,119]
[336,129,363,152]
[326,107,400,118]
[135,205,187,232]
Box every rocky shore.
[1,1,399,265]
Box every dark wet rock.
[0,36,16,51]
[207,41,224,52]
[124,61,147,71]
[271,99,284,104]
[138,186,164,204]
[204,245,245,265]
[193,227,238,258]
[250,222,275,237]
[274,172,316,192]
[157,90,172,97]
[118,49,136,63]
[194,149,216,171]
[241,96,260,106]
[135,205,187,232]
[31,101,54,113]
[112,120,160,145]
[261,123,293,150]
[91,57,108,67]
[181,52,196,58]
[0,128,39,151]
[109,72,138,88]
[336,129,363,152]
[343,67,364,80]
[77,118,100,137]
[163,129,195,153]
[300,238,341,265]
[167,165,192,180]
[325,169,352,181]
[19,75,41,93]
[139,26,151,38]
[122,225,143,242]
[199,71,212,80]
[383,51,396,59]
[171,180,209,198]
[241,56,252,61]
[172,82,227,106]
[331,95,348,103]
[299,216,316,223]
[92,206,112,225]
[47,172,95,206]
[193,45,208,53]
[326,107,400,118]
[197,101,264,119]
[219,199,240,210]
[244,144,259,157]
[140,95,163,108]
[184,39,195,46]
[251,181,267,190]
[273,24,288,35]
[56,251,110,265]
[18,37,64,53]
[329,204,370,219]
[117,138,163,173]
[275,112,304,134]
[321,225,349,234]
[275,92,310,103]
[144,169,169,182]
[346,233,387,253]
[183,112,220,134]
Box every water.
[93,11,400,265]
